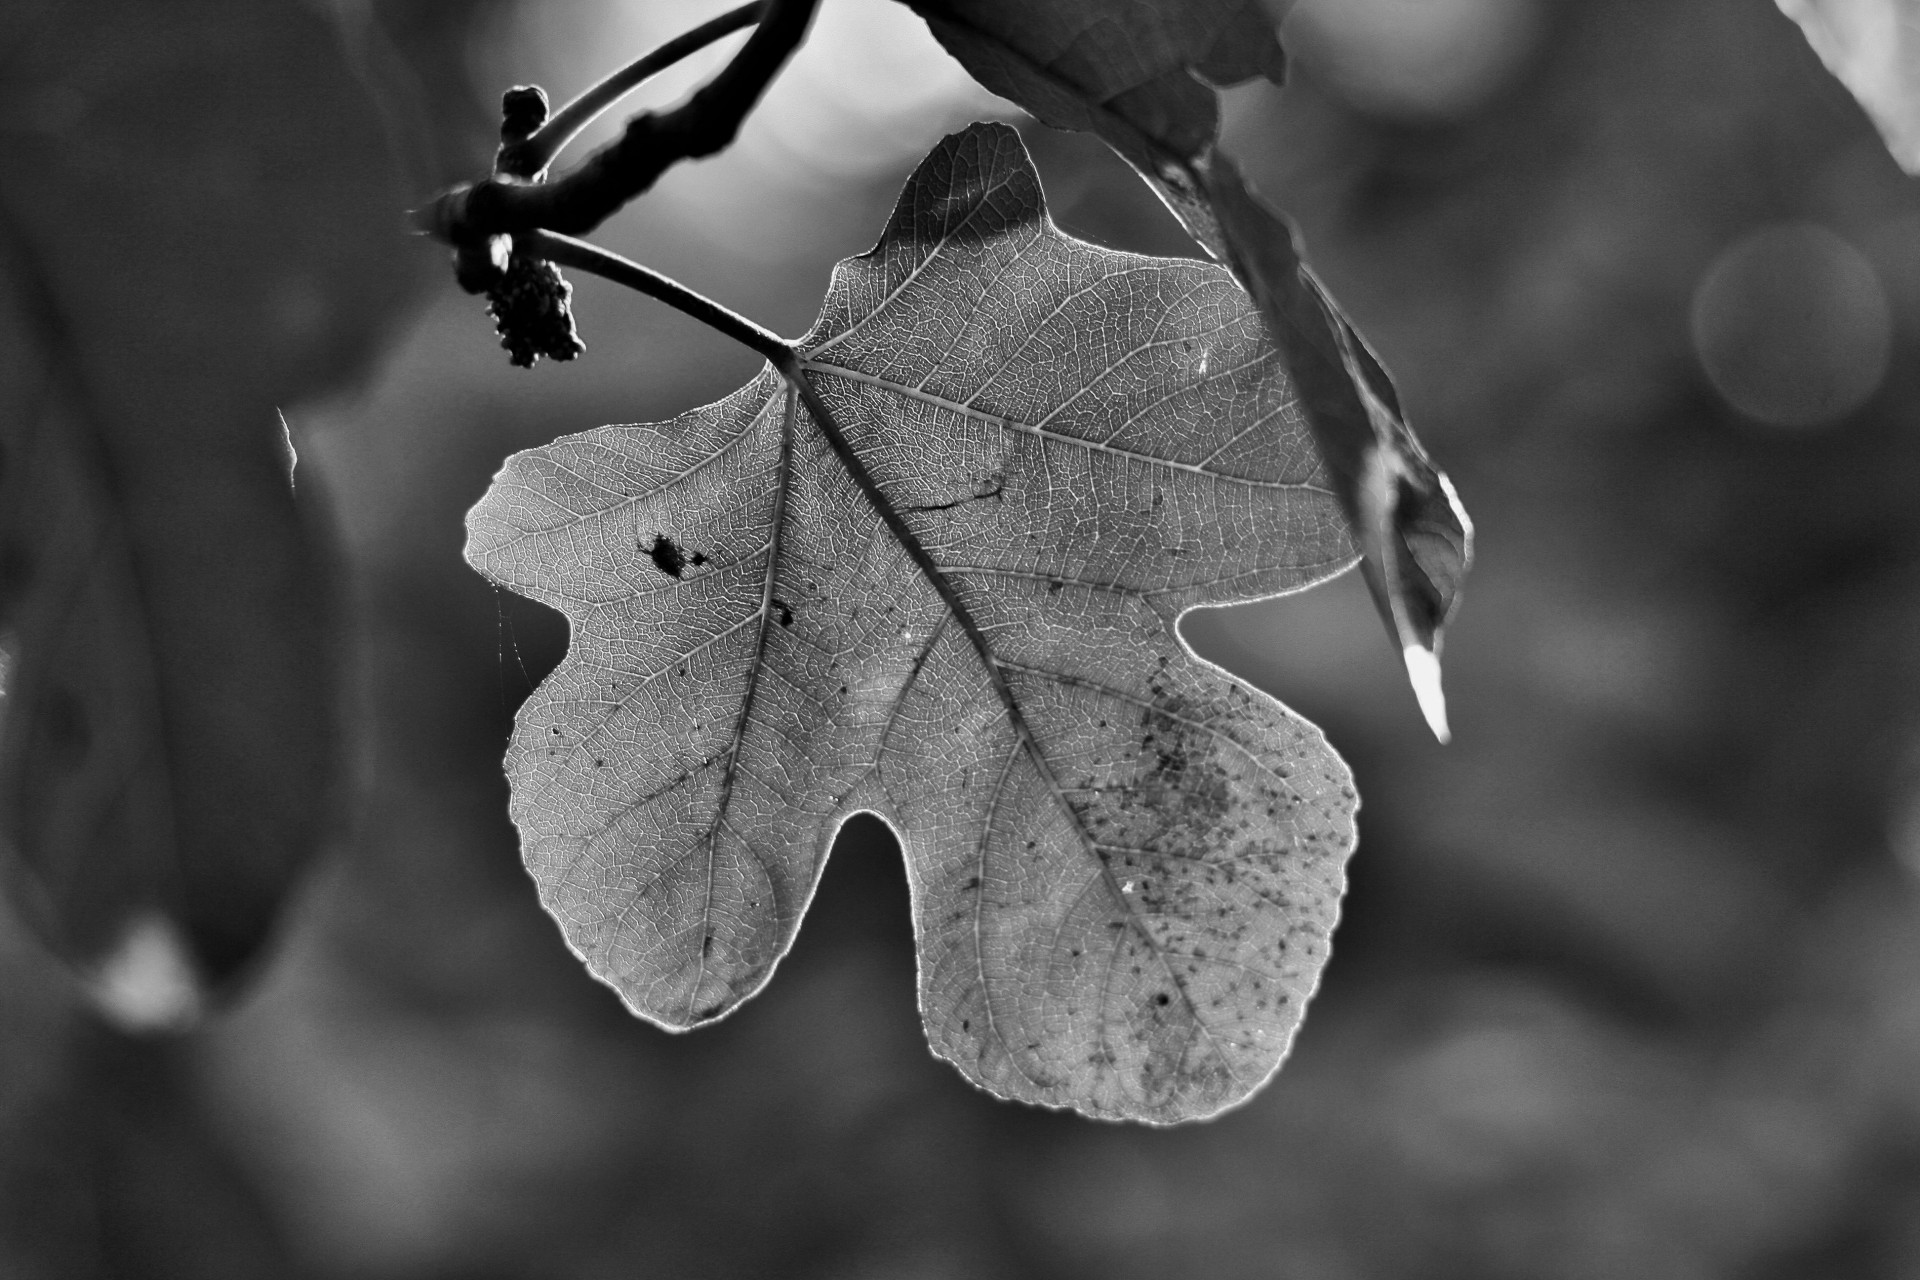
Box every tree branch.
[421,0,819,244]
[497,1,763,180]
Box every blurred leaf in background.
[0,0,422,1008]
[0,0,494,1273]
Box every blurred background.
[6,0,1920,1275]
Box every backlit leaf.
[903,0,1473,737]
[467,123,1358,1123]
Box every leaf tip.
[1402,643,1450,744]
[88,912,206,1033]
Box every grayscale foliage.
[467,124,1360,1122]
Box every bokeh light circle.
[1689,222,1892,429]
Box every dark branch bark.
[497,1,763,180]
[421,0,818,243]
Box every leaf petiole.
[516,229,792,367]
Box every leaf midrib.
[785,360,1241,1095]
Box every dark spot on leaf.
[702,933,714,957]
[1154,993,1171,1006]
[694,1004,723,1022]
[772,598,793,627]
[648,534,688,577]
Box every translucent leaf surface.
[904,0,1473,736]
[467,124,1358,1123]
